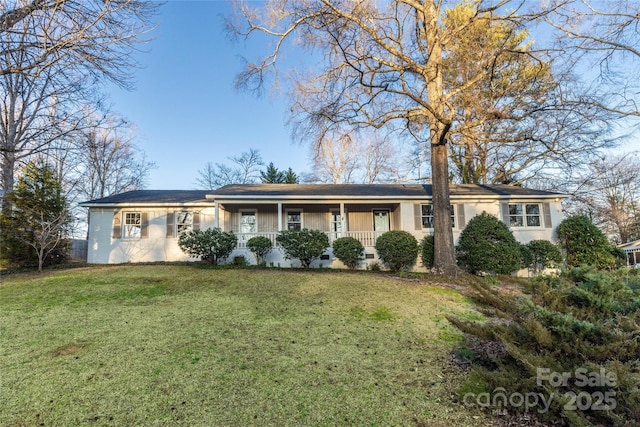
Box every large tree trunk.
[430,137,458,276]
[424,3,458,276]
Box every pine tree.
[0,161,71,271]
[284,168,299,184]
[260,162,286,183]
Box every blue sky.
[106,1,310,190]
[107,1,640,191]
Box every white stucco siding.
[87,207,217,264]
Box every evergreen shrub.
[246,236,272,265]
[456,212,522,275]
[448,267,640,426]
[332,236,364,269]
[556,215,617,269]
[420,235,435,269]
[178,228,237,265]
[374,230,418,272]
[276,229,329,268]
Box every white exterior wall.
[399,198,563,245]
[86,197,564,270]
[87,207,216,264]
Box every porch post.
[214,203,220,229]
[278,202,283,231]
[340,202,346,235]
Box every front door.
[373,210,390,232]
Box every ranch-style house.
[80,183,567,270]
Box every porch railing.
[234,230,381,249]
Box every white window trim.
[239,209,258,234]
[419,203,456,229]
[508,202,543,228]
[176,211,194,235]
[123,211,142,240]
[372,208,391,232]
[285,208,303,231]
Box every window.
[508,203,541,227]
[331,211,342,238]
[176,212,193,234]
[240,211,257,234]
[287,210,302,231]
[373,210,390,232]
[123,212,141,239]
[420,204,455,229]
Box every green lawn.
[0,265,493,426]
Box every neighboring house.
[81,184,566,269]
[619,239,640,268]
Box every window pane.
[510,216,524,227]
[124,212,141,238]
[240,212,256,233]
[422,217,434,228]
[527,215,541,227]
[421,205,433,216]
[287,213,301,222]
[526,204,540,215]
[509,204,522,215]
[287,211,301,231]
[331,213,342,233]
[177,212,193,233]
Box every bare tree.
[310,131,359,184]
[0,0,158,211]
[0,1,157,85]
[195,148,264,190]
[309,129,397,184]
[231,0,567,275]
[0,56,87,213]
[546,1,640,118]
[72,113,156,201]
[570,152,640,244]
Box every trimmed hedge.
[456,212,521,275]
[375,230,419,272]
[332,237,364,269]
[276,228,329,268]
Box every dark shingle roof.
[80,190,210,206]
[80,184,566,206]
[211,184,565,199]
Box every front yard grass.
[1,265,492,426]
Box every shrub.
[522,239,563,274]
[419,235,435,269]
[374,230,418,272]
[276,228,329,268]
[246,236,272,265]
[556,215,617,269]
[456,212,522,275]
[332,237,364,269]
[178,228,237,265]
[448,267,640,426]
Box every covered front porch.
[211,201,402,250]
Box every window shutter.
[456,204,466,229]
[166,211,175,237]
[140,212,149,239]
[414,204,422,230]
[112,211,122,239]
[500,203,510,225]
[193,211,201,230]
[543,203,552,228]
